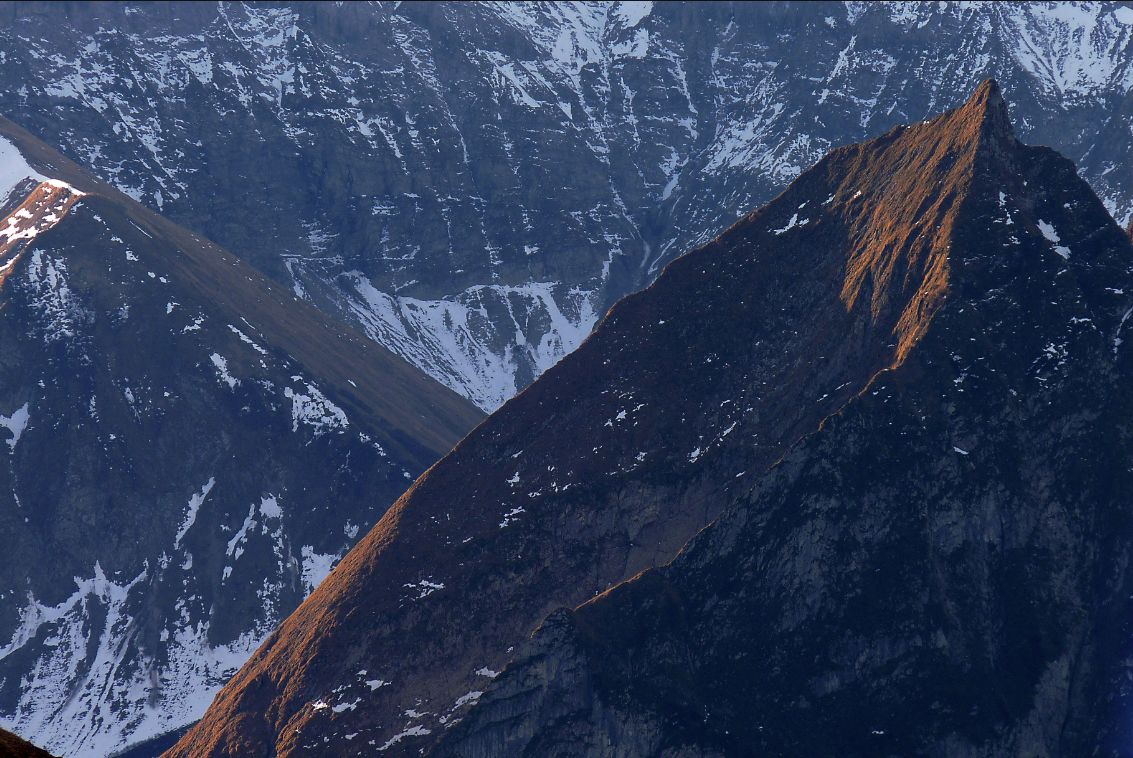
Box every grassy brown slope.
[0,729,54,758]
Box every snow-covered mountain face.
[0,122,481,756]
[1,1,1132,410]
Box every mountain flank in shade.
[168,80,1128,757]
[436,80,1133,757]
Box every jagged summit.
[717,77,1018,366]
[968,77,1015,141]
[901,77,1015,150]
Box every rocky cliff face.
[0,119,482,756]
[433,83,1133,757]
[167,81,1114,757]
[0,1,1130,410]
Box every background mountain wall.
[0,1,1130,409]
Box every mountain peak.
[173,79,1133,758]
[430,84,1133,758]
[966,77,1013,138]
[962,77,1018,160]
[172,81,1086,758]
[810,80,1022,364]
[888,78,1015,166]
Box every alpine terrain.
[0,118,482,756]
[170,80,1133,756]
[0,1,1131,409]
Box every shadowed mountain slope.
[166,81,1106,757]
[435,83,1133,757]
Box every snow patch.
[225,504,257,563]
[25,251,83,343]
[451,690,483,710]
[1115,305,1133,355]
[283,379,349,436]
[0,137,79,205]
[377,725,431,752]
[228,325,268,355]
[332,698,360,714]
[404,578,444,600]
[300,546,338,594]
[343,275,597,411]
[174,477,215,549]
[209,353,239,388]
[772,213,809,235]
[0,403,30,450]
[613,1,652,27]
[499,506,525,528]
[0,560,273,757]
[1036,219,1071,259]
